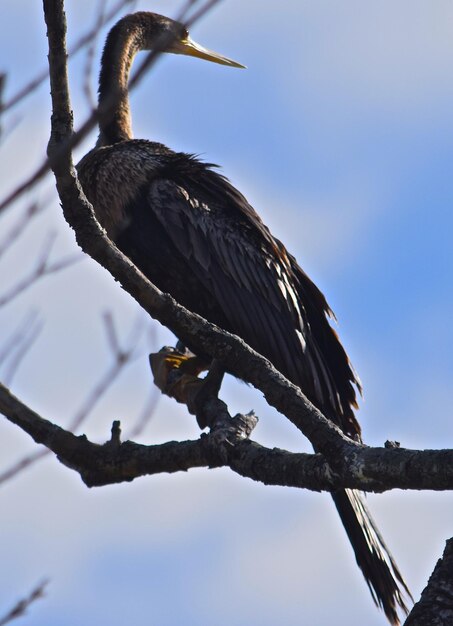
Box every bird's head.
[131,11,246,69]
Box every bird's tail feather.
[331,488,412,625]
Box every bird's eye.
[180,27,189,41]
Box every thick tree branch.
[2,379,453,493]
[404,539,453,625]
[0,380,336,490]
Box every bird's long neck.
[97,17,146,147]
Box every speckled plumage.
[77,12,411,624]
[79,140,360,435]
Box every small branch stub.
[109,420,122,447]
[385,440,401,449]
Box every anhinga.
[77,12,411,624]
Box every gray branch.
[0,380,334,491]
[0,580,48,626]
[2,379,453,493]
[404,539,453,625]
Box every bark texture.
[405,539,453,625]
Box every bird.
[77,11,411,624]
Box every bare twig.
[125,386,160,440]
[0,232,81,308]
[0,73,5,138]
[0,311,41,366]
[0,360,126,485]
[0,202,43,261]
[102,310,122,359]
[0,0,135,115]
[0,580,49,626]
[0,160,51,215]
[0,313,148,485]
[185,0,224,27]
[82,0,109,110]
[2,317,44,386]
[70,313,143,432]
[124,324,159,439]
[0,448,48,487]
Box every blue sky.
[1,1,453,625]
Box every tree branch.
[0,0,135,115]
[0,580,49,626]
[2,379,453,493]
[0,380,333,490]
[0,312,151,485]
[404,539,453,625]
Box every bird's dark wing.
[145,159,360,437]
[151,164,412,624]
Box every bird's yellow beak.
[172,36,246,69]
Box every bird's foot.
[149,348,258,439]
[149,346,208,407]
